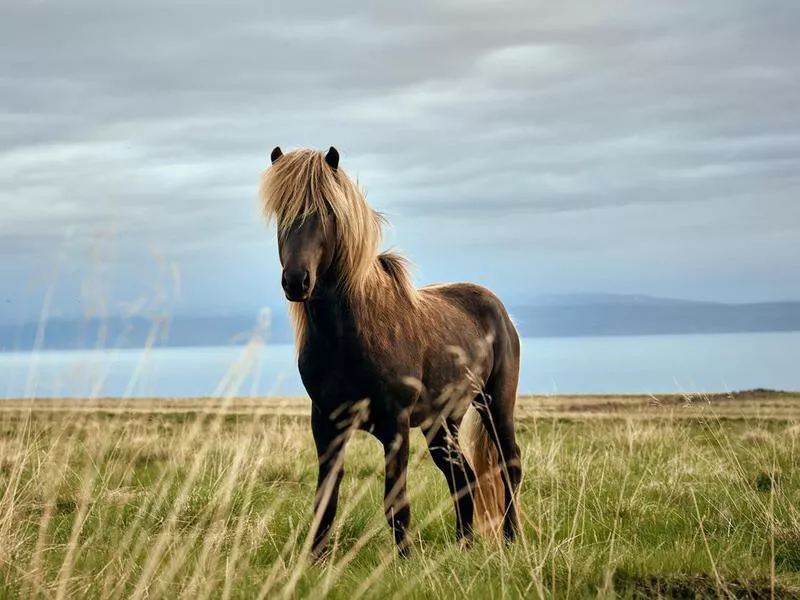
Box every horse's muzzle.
[281,268,311,302]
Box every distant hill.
[0,314,292,352]
[522,293,715,307]
[2,295,799,351]
[510,295,800,338]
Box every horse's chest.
[297,335,418,404]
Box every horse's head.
[261,145,382,303]
[267,146,340,302]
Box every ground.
[2,390,800,599]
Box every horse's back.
[419,281,521,376]
[420,281,517,331]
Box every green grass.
[2,391,800,598]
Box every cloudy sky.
[1,0,799,323]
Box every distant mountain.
[524,293,715,307]
[2,295,799,351]
[0,314,294,352]
[510,296,800,337]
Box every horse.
[259,145,522,560]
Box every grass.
[2,390,800,599]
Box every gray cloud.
[1,0,799,320]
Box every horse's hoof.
[310,546,331,565]
[503,529,519,545]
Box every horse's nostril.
[282,270,311,296]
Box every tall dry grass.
[4,385,800,598]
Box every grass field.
[3,390,800,599]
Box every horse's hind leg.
[476,368,522,540]
[423,418,476,546]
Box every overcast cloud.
[1,0,799,321]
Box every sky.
[1,0,799,324]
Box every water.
[1,332,798,399]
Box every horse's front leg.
[382,414,411,557]
[309,406,351,561]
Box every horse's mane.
[259,148,419,349]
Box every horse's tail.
[460,404,505,540]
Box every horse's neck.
[304,287,353,343]
[303,266,385,347]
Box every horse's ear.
[325,146,339,170]
[270,146,283,164]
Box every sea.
[1,331,798,399]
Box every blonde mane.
[259,148,419,350]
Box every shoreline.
[2,389,799,421]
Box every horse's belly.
[299,336,490,429]
[408,366,486,428]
